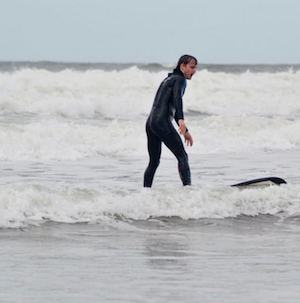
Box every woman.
[144,54,197,187]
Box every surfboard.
[231,177,286,188]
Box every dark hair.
[176,55,198,69]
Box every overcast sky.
[1,0,300,64]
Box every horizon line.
[0,60,299,66]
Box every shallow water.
[1,151,300,302]
[1,215,300,303]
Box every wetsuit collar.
[168,67,184,77]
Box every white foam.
[1,116,300,160]
[0,119,147,160]
[1,68,300,119]
[0,67,161,119]
[189,115,300,154]
[1,183,299,228]
[1,68,300,161]
[185,69,300,118]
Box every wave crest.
[1,183,299,229]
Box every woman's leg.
[159,123,191,186]
[143,124,162,187]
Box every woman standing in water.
[144,55,197,187]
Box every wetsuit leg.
[144,123,162,187]
[162,126,191,186]
[152,121,191,186]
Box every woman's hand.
[183,131,193,147]
[178,119,193,146]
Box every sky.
[1,0,300,64]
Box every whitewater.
[1,62,300,303]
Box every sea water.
[1,62,300,302]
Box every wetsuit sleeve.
[173,77,188,133]
[173,77,185,122]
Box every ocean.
[1,61,300,302]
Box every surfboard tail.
[231,177,287,188]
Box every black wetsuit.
[143,68,191,187]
